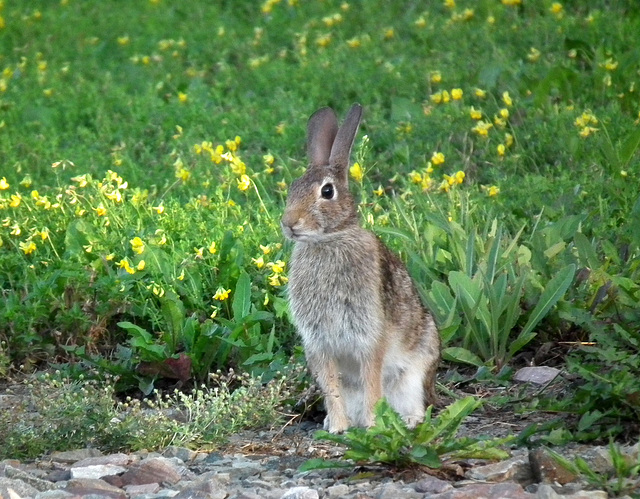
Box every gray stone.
[162,447,197,463]
[171,477,227,499]
[529,448,578,485]
[65,477,126,498]
[326,483,350,497]
[3,465,59,492]
[118,457,183,486]
[280,486,319,499]
[33,491,75,499]
[124,482,162,496]
[70,465,127,480]
[0,477,40,499]
[536,484,561,499]
[466,455,534,485]
[414,475,454,494]
[50,448,103,464]
[513,367,561,385]
[72,453,133,468]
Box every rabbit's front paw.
[323,414,349,434]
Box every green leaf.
[442,347,484,367]
[512,264,576,355]
[573,232,599,269]
[618,127,640,168]
[543,241,566,260]
[232,271,252,321]
[298,458,352,471]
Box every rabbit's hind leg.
[384,360,427,428]
[307,352,350,433]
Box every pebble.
[0,425,631,499]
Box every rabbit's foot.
[323,413,349,434]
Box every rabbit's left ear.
[307,107,339,169]
[329,104,362,180]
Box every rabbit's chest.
[288,243,383,353]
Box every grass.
[0,0,639,457]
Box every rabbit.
[281,103,440,433]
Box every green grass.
[0,0,639,445]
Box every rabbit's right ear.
[307,107,339,168]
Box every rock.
[529,448,578,485]
[72,453,133,468]
[0,477,40,499]
[466,455,534,485]
[163,446,197,463]
[513,367,561,385]
[3,465,59,492]
[172,477,228,499]
[118,457,183,486]
[414,475,454,494]
[431,482,534,498]
[70,464,128,480]
[33,490,75,499]
[50,448,103,464]
[280,486,320,499]
[123,482,161,496]
[325,483,350,497]
[64,477,127,499]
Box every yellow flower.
[488,185,500,197]
[117,35,130,46]
[10,194,22,207]
[38,229,49,241]
[118,259,135,274]
[475,88,487,99]
[430,92,442,104]
[176,168,190,182]
[130,236,145,255]
[237,174,251,191]
[441,90,450,103]
[409,171,422,184]
[153,204,164,214]
[454,171,465,184]
[469,107,482,120]
[438,179,451,193]
[431,152,445,165]
[268,274,288,287]
[252,256,265,269]
[350,162,363,182]
[268,260,286,273]
[497,144,506,156]
[430,71,442,84]
[194,247,204,258]
[178,92,188,103]
[208,241,217,254]
[550,2,563,15]
[472,120,493,137]
[20,175,32,188]
[415,16,427,28]
[95,204,107,216]
[0,177,8,190]
[499,108,510,119]
[505,133,514,147]
[346,37,361,48]
[260,244,272,255]
[213,287,231,301]
[20,241,37,255]
[579,126,598,138]
[373,185,384,196]
[527,47,541,63]
[502,91,513,107]
[383,28,395,40]
[137,260,146,271]
[421,176,434,191]
[263,153,275,166]
[316,33,332,47]
[444,0,455,8]
[10,223,21,236]
[451,88,463,100]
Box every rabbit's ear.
[329,104,362,179]
[307,107,339,168]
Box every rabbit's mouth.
[281,221,325,243]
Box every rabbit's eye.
[320,183,335,200]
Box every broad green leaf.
[298,458,352,471]
[573,232,599,270]
[513,263,576,355]
[442,347,484,367]
[232,270,252,321]
[543,241,566,260]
